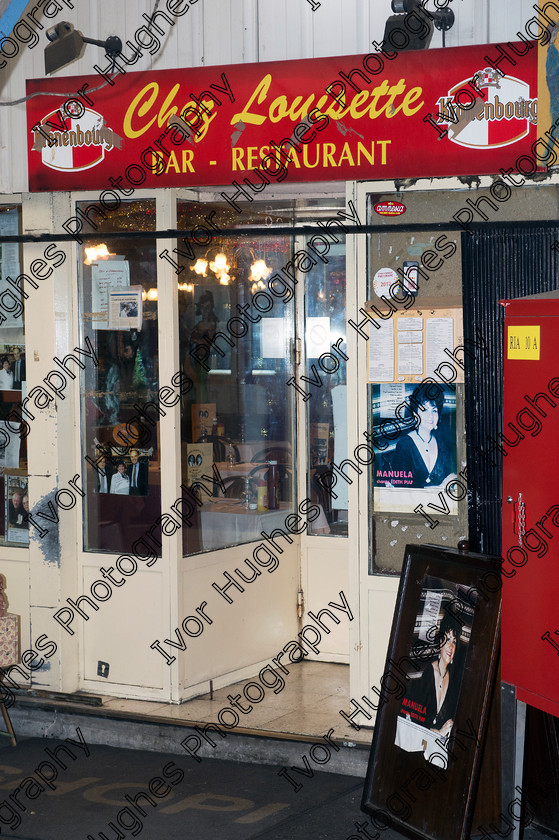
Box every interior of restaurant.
[77,196,348,558]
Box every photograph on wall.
[394,574,475,770]
[0,345,25,393]
[362,544,501,840]
[5,474,29,545]
[371,382,457,513]
[87,439,153,497]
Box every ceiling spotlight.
[383,0,455,52]
[44,20,122,75]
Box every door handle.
[511,492,527,547]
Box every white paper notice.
[261,318,286,358]
[425,318,454,377]
[369,319,394,382]
[306,317,330,358]
[398,317,423,331]
[398,342,423,376]
[0,420,21,468]
[91,260,130,330]
[0,208,22,329]
[398,331,423,344]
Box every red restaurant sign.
[26,42,537,192]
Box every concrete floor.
[98,661,372,745]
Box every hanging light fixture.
[249,257,272,294]
[209,253,231,285]
[190,259,209,277]
[249,258,272,283]
[84,243,113,265]
[186,246,272,290]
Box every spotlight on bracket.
[44,21,122,75]
[382,0,455,52]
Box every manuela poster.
[538,0,559,152]
[371,382,457,514]
[394,575,476,770]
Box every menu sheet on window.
[368,319,394,382]
[425,317,455,379]
[367,304,463,384]
[91,258,130,330]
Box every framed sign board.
[366,298,463,385]
[362,543,501,840]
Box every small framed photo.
[5,473,29,545]
[361,543,501,840]
[0,344,25,393]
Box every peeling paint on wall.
[30,489,60,566]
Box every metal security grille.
[462,223,559,556]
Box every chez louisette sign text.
[26,42,537,191]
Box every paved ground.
[0,736,553,839]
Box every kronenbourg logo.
[436,68,537,150]
[32,107,121,172]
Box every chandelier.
[84,242,273,301]
[189,246,272,293]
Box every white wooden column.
[22,190,80,695]
[155,188,183,702]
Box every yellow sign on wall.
[507,325,540,359]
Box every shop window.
[77,199,162,554]
[365,193,467,574]
[176,200,296,554]
[0,205,28,546]
[304,238,348,537]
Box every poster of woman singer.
[372,382,457,512]
[394,575,475,769]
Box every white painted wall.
[0,0,540,194]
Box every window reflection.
[177,202,296,554]
[0,205,28,545]
[78,200,169,554]
[305,240,348,537]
